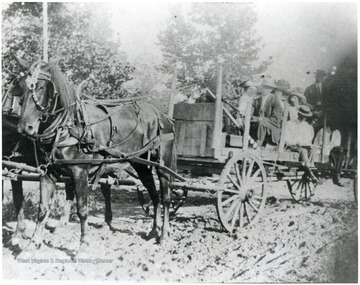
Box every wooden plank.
[321,114,327,163]
[212,66,223,156]
[173,103,215,121]
[167,67,177,119]
[278,102,289,152]
[199,124,207,156]
[243,101,252,151]
[177,123,186,155]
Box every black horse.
[16,59,176,255]
[2,71,79,246]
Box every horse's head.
[17,60,58,136]
[2,73,28,118]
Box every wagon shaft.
[2,160,43,174]
[171,181,221,193]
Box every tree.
[158,3,272,100]
[2,2,135,99]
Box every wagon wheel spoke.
[242,158,247,183]
[304,180,308,199]
[247,200,259,212]
[239,202,244,229]
[234,162,243,187]
[225,200,240,222]
[250,196,262,206]
[246,168,262,188]
[245,160,255,184]
[227,173,241,190]
[288,172,315,202]
[246,181,265,192]
[230,201,241,232]
[222,194,240,207]
[222,188,242,195]
[244,203,251,224]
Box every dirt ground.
[2,177,358,282]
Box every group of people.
[236,70,344,186]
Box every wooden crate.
[174,103,215,158]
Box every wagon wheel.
[136,168,187,217]
[286,172,316,202]
[217,153,267,233]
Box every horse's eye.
[39,86,44,91]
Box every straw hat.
[298,105,313,117]
[289,92,306,104]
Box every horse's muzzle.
[17,121,39,136]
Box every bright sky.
[109,1,357,89]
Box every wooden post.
[345,128,353,168]
[212,66,223,155]
[168,66,177,119]
[321,113,327,163]
[43,2,48,62]
[243,102,251,151]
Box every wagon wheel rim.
[287,173,316,202]
[217,153,267,233]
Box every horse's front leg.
[100,183,113,229]
[54,181,75,232]
[11,180,27,245]
[26,175,55,250]
[69,166,90,255]
[158,170,171,244]
[133,164,161,240]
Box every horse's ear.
[14,55,30,70]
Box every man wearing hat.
[284,105,318,183]
[304,69,327,112]
[251,80,283,146]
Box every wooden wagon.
[140,66,357,233]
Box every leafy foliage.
[158,3,272,100]
[2,2,135,98]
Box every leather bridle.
[26,62,60,122]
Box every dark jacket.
[304,83,322,110]
[252,94,283,128]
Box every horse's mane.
[47,63,77,113]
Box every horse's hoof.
[11,237,21,246]
[16,241,41,259]
[16,249,34,260]
[52,222,68,234]
[146,229,160,242]
[158,232,172,246]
